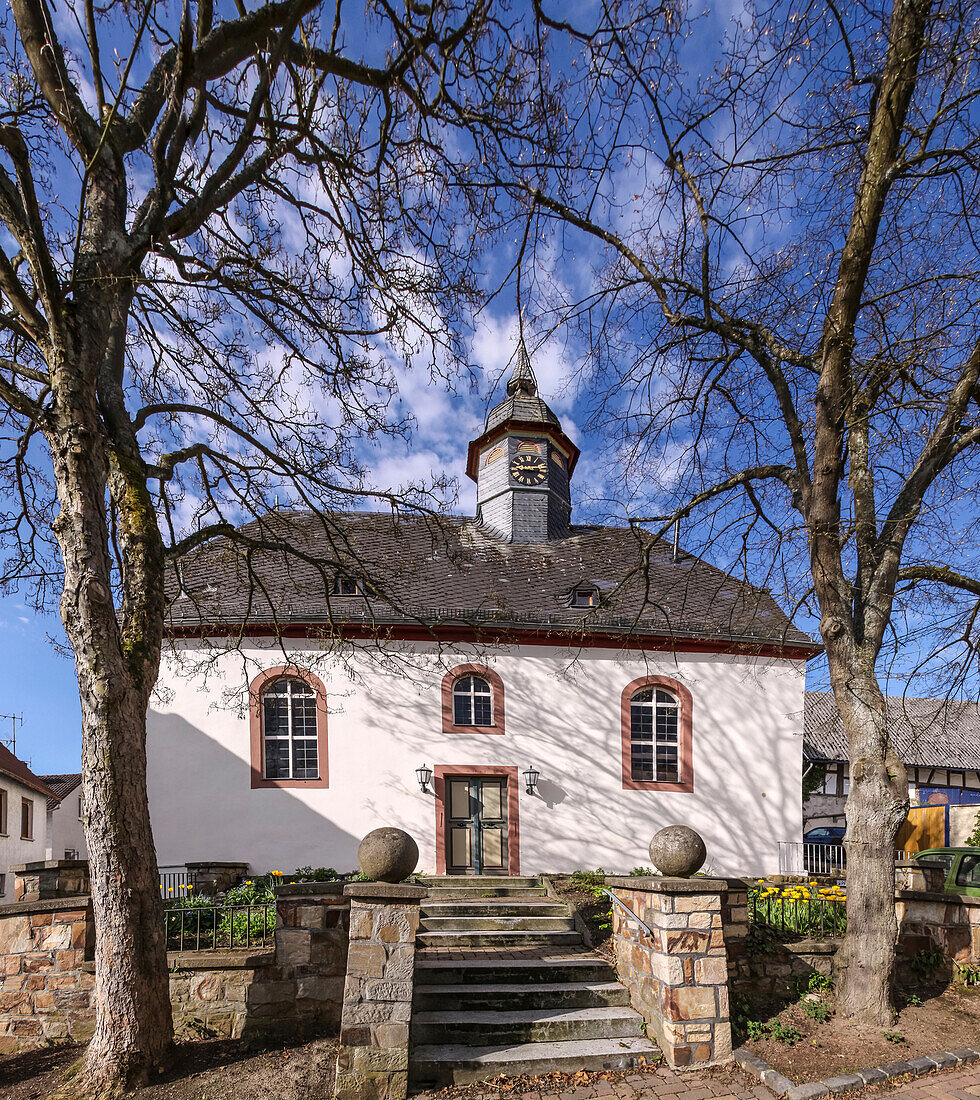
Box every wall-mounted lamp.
[523,764,539,795]
[416,763,433,793]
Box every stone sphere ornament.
[358,827,420,883]
[649,825,707,878]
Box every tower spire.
[506,337,538,397]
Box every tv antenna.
[0,713,23,755]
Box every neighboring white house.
[40,774,86,861]
[804,692,980,837]
[0,744,54,901]
[146,343,820,878]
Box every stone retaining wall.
[896,890,980,965]
[0,881,351,1053]
[0,897,95,1053]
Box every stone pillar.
[334,882,427,1100]
[11,860,90,902]
[606,876,732,1069]
[273,880,351,1029]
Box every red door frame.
[434,765,520,875]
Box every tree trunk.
[830,675,908,1024]
[47,331,173,1095]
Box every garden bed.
[736,959,980,1083]
[545,872,615,958]
[0,1034,339,1100]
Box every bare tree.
[0,0,548,1091]
[517,0,980,1022]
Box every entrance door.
[446,776,509,875]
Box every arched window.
[453,676,493,726]
[517,440,543,455]
[630,688,679,782]
[441,664,505,735]
[262,678,319,779]
[621,675,693,792]
[249,667,328,788]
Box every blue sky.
[0,311,624,775]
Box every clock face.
[510,453,547,485]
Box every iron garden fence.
[164,902,277,951]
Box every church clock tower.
[466,340,579,543]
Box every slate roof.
[39,773,82,811]
[485,393,561,431]
[168,511,817,650]
[0,745,56,801]
[804,691,980,771]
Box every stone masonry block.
[341,1001,411,1026]
[275,928,312,968]
[0,918,32,955]
[651,954,685,985]
[665,930,710,954]
[349,907,373,940]
[374,1022,409,1048]
[246,980,295,1006]
[675,894,720,913]
[649,913,690,930]
[694,956,729,985]
[347,944,387,979]
[362,980,411,1003]
[351,1045,408,1073]
[662,985,717,1021]
[295,905,326,930]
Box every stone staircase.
[410,875,659,1086]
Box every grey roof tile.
[168,511,815,649]
[804,691,980,770]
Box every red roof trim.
[168,620,818,660]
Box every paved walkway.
[415,1062,980,1100]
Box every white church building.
[146,345,818,877]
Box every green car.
[912,847,980,896]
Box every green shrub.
[910,947,946,979]
[570,868,607,898]
[966,810,980,847]
[795,971,833,996]
[746,1019,802,1043]
[293,866,340,882]
[801,999,831,1022]
[629,866,656,876]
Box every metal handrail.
[603,888,655,936]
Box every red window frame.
[621,674,694,792]
[441,664,505,735]
[249,665,329,789]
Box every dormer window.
[571,586,598,608]
[333,575,362,596]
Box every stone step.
[419,876,542,888]
[420,915,576,933]
[412,1006,645,1046]
[417,929,583,948]
[415,956,616,986]
[414,980,632,1011]
[422,900,569,918]
[410,1036,660,1086]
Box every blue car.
[803,826,846,872]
